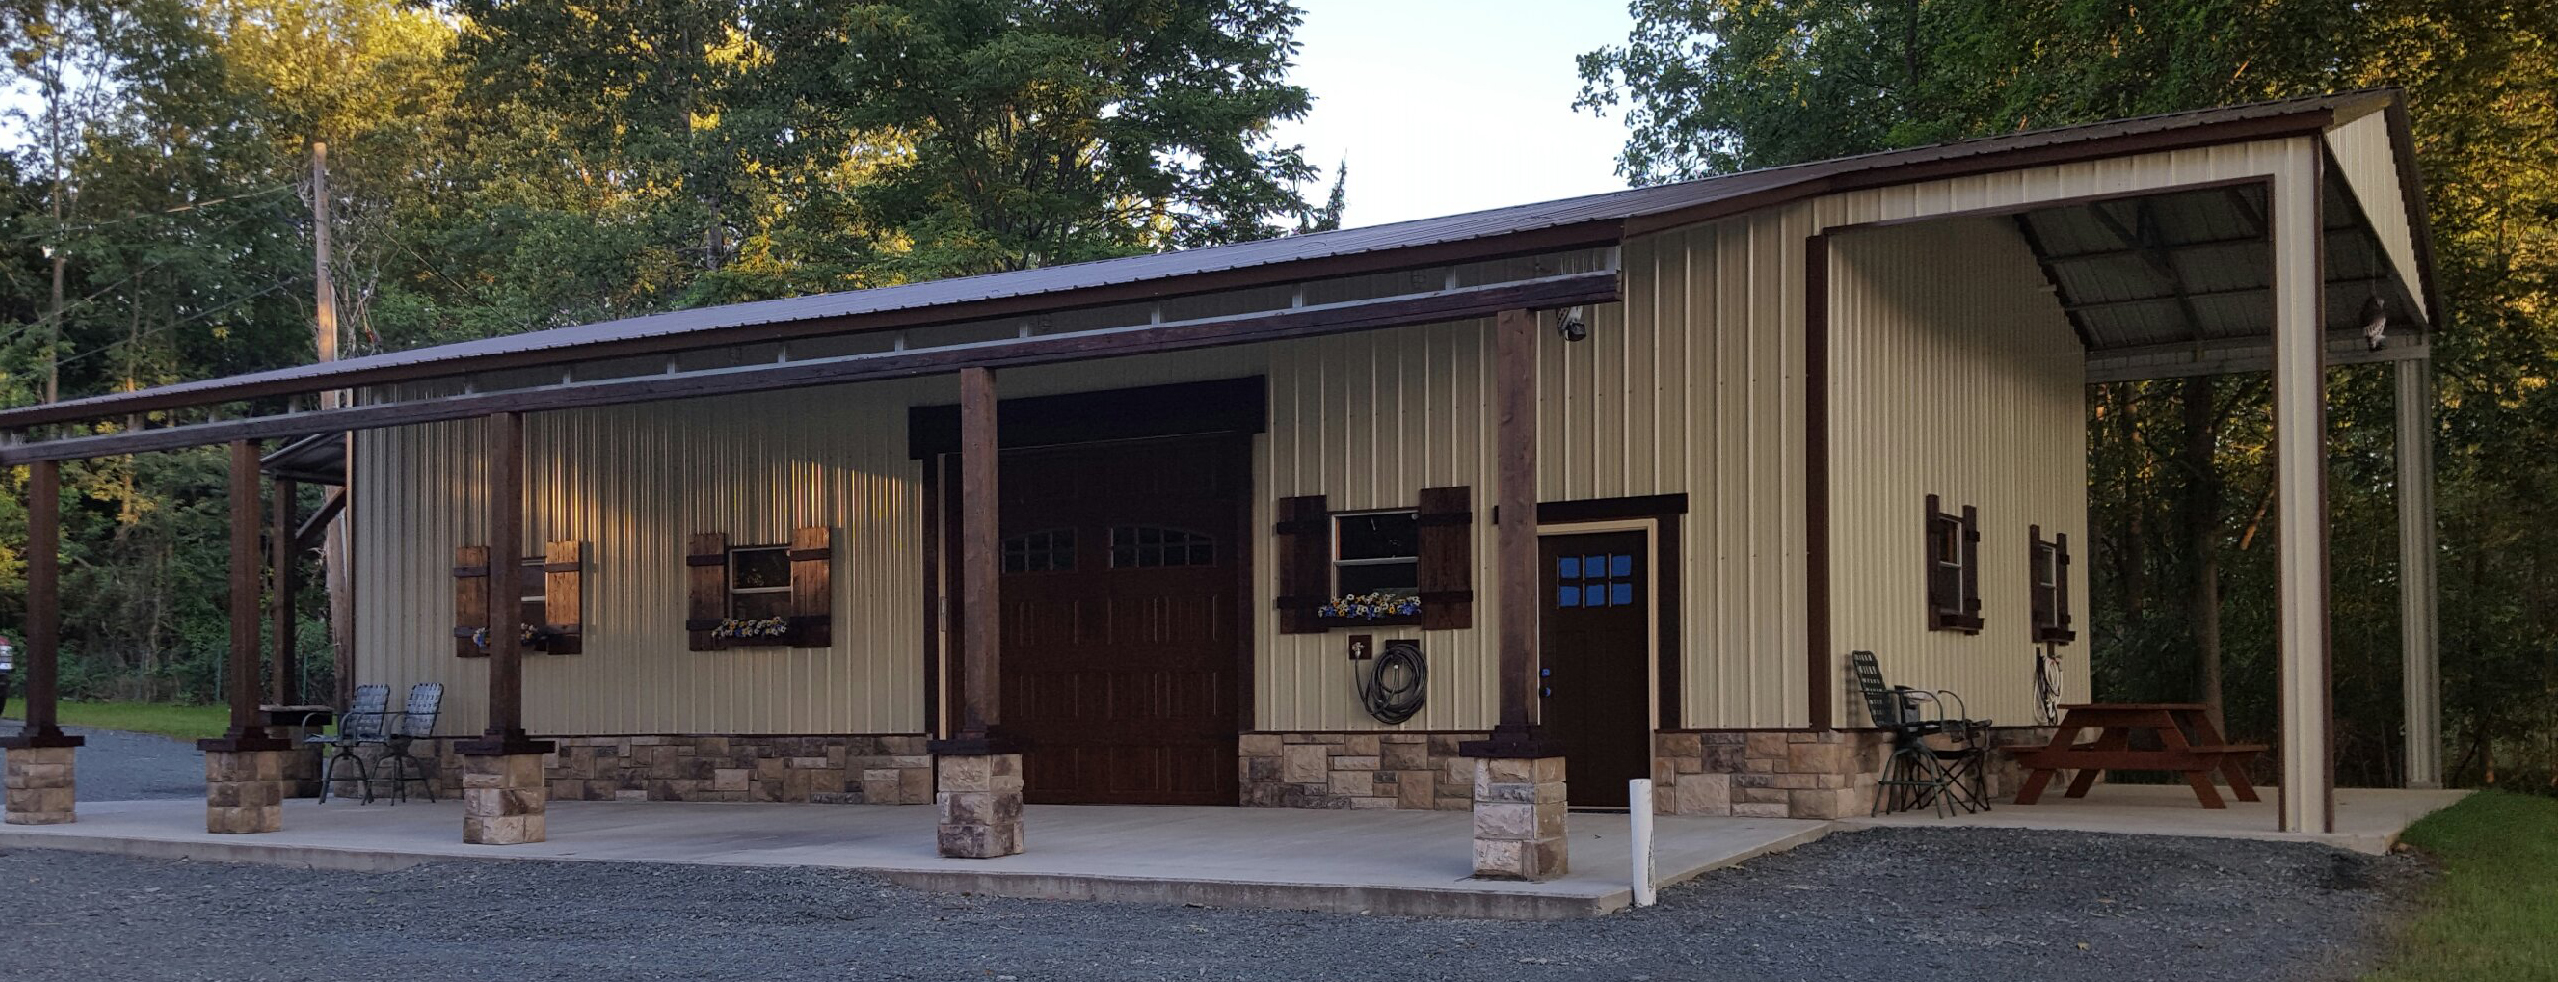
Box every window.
[1111,526,1215,568]
[728,545,793,619]
[1001,528,1077,573]
[1925,495,1983,632]
[1556,552,1638,609]
[1334,510,1419,598]
[517,557,547,630]
[2030,526,2075,643]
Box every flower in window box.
[712,616,792,641]
[469,623,561,652]
[1317,592,1421,621]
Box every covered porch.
[0,796,1827,919]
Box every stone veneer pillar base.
[462,752,548,845]
[934,753,1024,859]
[204,749,289,834]
[4,745,78,825]
[1470,756,1568,881]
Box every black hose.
[1356,641,1427,725]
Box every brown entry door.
[1539,530,1653,810]
[995,435,1245,806]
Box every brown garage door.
[996,435,1245,805]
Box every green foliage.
[0,0,1322,706]
[1580,0,2558,791]
[2366,792,2558,981]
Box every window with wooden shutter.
[540,539,584,654]
[1925,495,1984,633]
[1416,486,1474,630]
[453,545,489,658]
[1273,495,1329,634]
[685,532,729,651]
[788,525,833,648]
[2029,525,2075,644]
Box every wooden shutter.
[1924,495,1956,626]
[787,525,833,648]
[453,545,488,658]
[1959,505,1983,626]
[2053,532,2073,638]
[2027,524,2053,631]
[1273,495,1330,634]
[685,532,728,652]
[543,539,584,655]
[1416,486,1474,630]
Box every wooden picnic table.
[2007,703,2265,808]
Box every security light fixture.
[2361,294,2390,351]
[1556,306,1589,343]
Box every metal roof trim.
[1,89,2404,430]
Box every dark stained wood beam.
[269,477,299,707]
[200,440,283,752]
[950,367,1002,746]
[293,488,345,552]
[0,251,1622,432]
[461,411,540,754]
[1492,308,1538,734]
[1,459,78,749]
[7,273,1616,465]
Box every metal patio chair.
[377,683,443,804]
[1851,650,1991,818]
[308,684,389,805]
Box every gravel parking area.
[0,826,2421,982]
[0,721,202,801]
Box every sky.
[1269,0,1640,230]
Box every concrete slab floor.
[1842,783,2469,854]
[0,797,1832,920]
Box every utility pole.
[44,51,65,406]
[313,141,355,711]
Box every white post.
[1628,778,1656,907]
[2396,356,2443,789]
[2271,146,2335,834]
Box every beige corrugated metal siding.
[1823,216,2092,726]
[2324,111,2426,320]
[355,135,2327,739]
[353,383,934,736]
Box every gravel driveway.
[0,826,2421,982]
[0,719,203,801]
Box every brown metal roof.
[2,89,2405,429]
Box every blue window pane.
[1557,557,1580,579]
[1582,556,1605,579]
[1587,585,1609,607]
[1611,582,1634,606]
[1610,553,1633,577]
[1556,585,1580,607]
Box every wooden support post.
[461,411,543,753]
[2396,356,2442,789]
[269,477,299,707]
[198,441,286,756]
[3,459,78,750]
[1462,306,1561,762]
[1493,307,1539,735]
[952,366,1001,744]
[930,366,1023,859]
[2270,149,2334,834]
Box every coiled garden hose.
[1356,641,1427,725]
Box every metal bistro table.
[2008,703,2266,808]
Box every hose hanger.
[1355,639,1427,725]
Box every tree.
[770,0,1319,279]
[1578,0,2558,790]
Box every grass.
[2365,791,2558,982]
[43,700,233,743]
